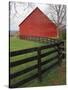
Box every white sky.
[10,2,49,31]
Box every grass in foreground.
[10,37,66,87]
[21,61,66,87]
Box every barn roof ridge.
[19,7,39,26]
[19,7,56,26]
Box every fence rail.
[10,42,62,57]
[9,41,65,88]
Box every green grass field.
[10,37,66,87]
[10,37,45,51]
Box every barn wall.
[19,8,58,38]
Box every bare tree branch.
[48,4,66,29]
[60,8,66,24]
[51,14,57,24]
[10,2,35,19]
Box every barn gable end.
[19,7,58,38]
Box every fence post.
[37,48,42,82]
[57,42,63,66]
[60,41,65,59]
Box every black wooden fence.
[9,41,64,88]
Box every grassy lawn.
[10,36,66,87]
[20,61,66,87]
[10,37,45,51]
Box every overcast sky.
[10,2,50,31]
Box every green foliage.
[62,31,66,40]
[59,30,66,40]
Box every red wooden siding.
[19,7,58,38]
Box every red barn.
[19,7,59,39]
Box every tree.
[9,2,35,18]
[47,4,66,39]
[48,4,66,29]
